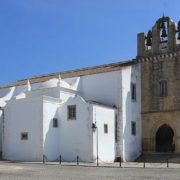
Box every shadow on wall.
[44,97,93,163]
[123,91,131,161]
[123,68,141,162]
[44,109,60,161]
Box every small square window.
[68,105,76,120]
[53,118,58,128]
[104,124,108,134]
[131,83,136,101]
[131,122,136,136]
[21,132,28,140]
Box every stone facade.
[138,16,180,152]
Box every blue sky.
[0,0,179,85]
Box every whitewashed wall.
[0,63,141,162]
[43,97,60,161]
[92,105,116,162]
[121,64,141,162]
[76,71,122,106]
[64,71,122,158]
[60,90,75,103]
[58,96,93,162]
[26,86,76,103]
[3,97,43,161]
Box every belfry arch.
[155,124,175,152]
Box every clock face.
[159,41,168,53]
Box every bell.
[161,28,167,38]
[146,30,152,46]
[147,30,152,38]
[178,32,180,40]
[146,36,152,46]
[160,22,165,29]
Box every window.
[53,118,58,128]
[159,80,167,97]
[131,122,136,136]
[68,105,76,120]
[104,124,108,134]
[21,132,28,140]
[131,83,136,101]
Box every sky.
[0,0,180,85]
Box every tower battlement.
[137,16,180,57]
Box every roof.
[86,100,117,109]
[0,60,135,89]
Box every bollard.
[43,155,45,164]
[143,158,145,168]
[77,156,79,166]
[119,157,122,167]
[59,155,62,165]
[167,158,169,168]
[97,156,99,167]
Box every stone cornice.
[136,51,180,63]
[142,108,180,114]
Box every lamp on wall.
[92,122,99,166]
[92,123,97,132]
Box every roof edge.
[0,59,135,89]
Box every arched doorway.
[156,124,175,152]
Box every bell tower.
[137,16,180,153]
[137,16,180,57]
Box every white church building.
[0,60,141,162]
[2,16,180,163]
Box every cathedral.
[0,16,179,162]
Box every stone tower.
[137,16,180,152]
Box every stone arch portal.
[155,124,175,152]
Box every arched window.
[159,80,167,97]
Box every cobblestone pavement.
[0,161,180,180]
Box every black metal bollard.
[143,158,145,168]
[167,158,169,168]
[59,155,62,165]
[97,156,99,167]
[119,157,122,167]
[43,155,45,164]
[77,156,79,166]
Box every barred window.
[68,105,76,120]
[131,83,136,101]
[53,118,58,128]
[21,132,28,140]
[104,124,108,134]
[159,80,167,97]
[131,122,136,136]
